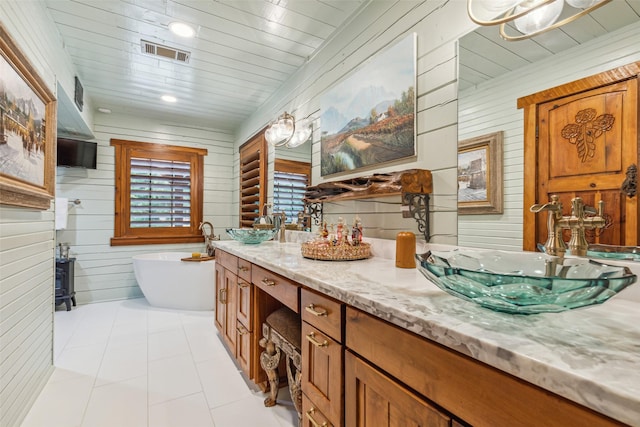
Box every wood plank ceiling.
[459,0,640,92]
[45,0,367,133]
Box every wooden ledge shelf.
[303,169,433,241]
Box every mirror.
[272,136,312,227]
[457,2,640,251]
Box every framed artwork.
[458,131,503,215]
[320,33,416,176]
[0,24,56,210]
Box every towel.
[55,197,68,230]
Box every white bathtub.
[132,252,215,310]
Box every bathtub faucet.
[199,221,219,257]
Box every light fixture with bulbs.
[467,0,612,41]
[161,95,177,103]
[264,112,312,148]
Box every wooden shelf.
[303,169,433,241]
[304,169,432,203]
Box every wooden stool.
[259,307,302,425]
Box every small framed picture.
[458,131,503,215]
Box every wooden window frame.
[110,139,207,246]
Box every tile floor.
[20,298,298,427]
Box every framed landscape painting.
[458,131,503,215]
[320,33,416,176]
[0,24,56,209]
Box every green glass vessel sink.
[586,244,640,261]
[226,228,278,244]
[537,243,640,262]
[416,249,637,314]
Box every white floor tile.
[21,299,297,427]
[149,392,215,427]
[65,324,112,349]
[51,343,106,383]
[184,327,223,363]
[148,328,190,361]
[81,375,147,427]
[196,355,252,409]
[148,354,203,405]
[147,308,183,332]
[95,341,147,387]
[20,375,94,427]
[210,394,284,427]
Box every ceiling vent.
[140,40,190,63]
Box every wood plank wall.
[56,114,236,304]
[458,22,640,251]
[0,1,79,425]
[235,0,474,245]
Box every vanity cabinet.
[345,307,623,427]
[301,289,344,427]
[215,249,254,378]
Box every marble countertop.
[214,240,640,426]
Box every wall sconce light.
[264,112,312,148]
[467,0,612,41]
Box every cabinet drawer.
[217,250,238,273]
[302,394,334,427]
[252,265,299,313]
[237,258,252,282]
[302,322,343,427]
[301,289,343,342]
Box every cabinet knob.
[238,281,249,288]
[305,304,328,317]
[239,266,249,272]
[218,288,227,304]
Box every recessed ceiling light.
[169,22,195,38]
[161,95,177,103]
[97,107,111,114]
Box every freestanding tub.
[132,252,215,310]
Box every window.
[239,132,267,228]
[111,139,207,246]
[273,159,310,223]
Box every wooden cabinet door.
[235,320,252,377]
[214,262,226,334]
[345,351,450,427]
[302,322,343,427]
[236,278,252,328]
[222,268,237,353]
[535,77,638,247]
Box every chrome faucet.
[199,221,219,257]
[273,212,287,243]
[530,195,606,257]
